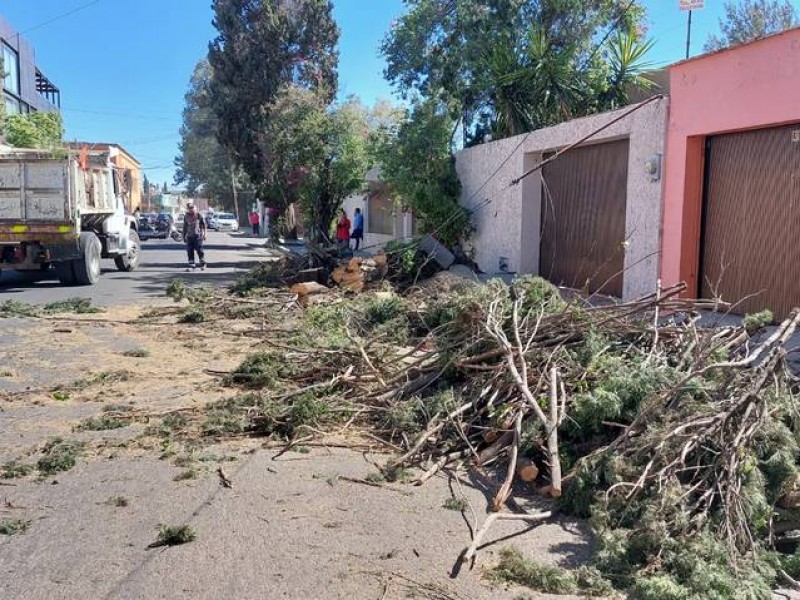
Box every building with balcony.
[0,14,60,115]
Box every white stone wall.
[456,98,669,300]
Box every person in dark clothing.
[182,202,207,270]
[351,207,364,250]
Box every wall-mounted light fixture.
[645,153,662,182]
[498,256,509,273]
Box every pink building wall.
[662,28,800,295]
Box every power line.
[61,107,180,121]
[21,0,103,35]
[581,0,640,69]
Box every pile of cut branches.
[174,263,800,598]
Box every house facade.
[456,98,669,300]
[0,15,60,115]
[342,167,416,249]
[456,27,800,315]
[661,28,800,318]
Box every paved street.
[0,232,275,306]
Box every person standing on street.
[249,210,260,236]
[183,202,207,270]
[351,207,364,251]
[336,209,351,253]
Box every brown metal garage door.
[540,139,629,297]
[700,124,800,318]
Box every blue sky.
[1,0,768,186]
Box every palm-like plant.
[479,28,655,140]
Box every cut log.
[348,257,363,271]
[516,458,539,483]
[290,281,331,297]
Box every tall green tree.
[174,59,250,212]
[208,0,339,183]
[705,0,798,52]
[381,0,651,141]
[258,86,369,240]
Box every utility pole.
[686,9,692,59]
[679,0,704,60]
[230,166,240,225]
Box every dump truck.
[0,149,140,285]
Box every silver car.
[214,212,239,232]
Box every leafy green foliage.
[76,415,129,432]
[258,87,370,239]
[0,519,30,536]
[225,351,298,387]
[178,308,207,324]
[442,497,468,511]
[373,100,469,246]
[744,309,774,333]
[0,297,101,318]
[174,59,253,210]
[1,460,33,479]
[152,524,196,547]
[705,0,798,52]
[37,438,83,476]
[208,0,339,183]
[489,548,613,596]
[381,0,651,142]
[121,348,150,358]
[5,111,63,149]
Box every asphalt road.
[0,231,276,306]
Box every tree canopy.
[174,59,251,211]
[381,0,653,142]
[258,87,373,240]
[705,0,798,52]
[208,0,339,183]
[372,99,469,247]
[5,112,63,149]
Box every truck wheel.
[55,262,77,285]
[73,232,102,285]
[114,229,141,272]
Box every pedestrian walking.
[336,209,351,253]
[183,202,207,270]
[249,210,260,236]
[351,207,364,251]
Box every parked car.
[214,212,239,232]
[206,213,218,231]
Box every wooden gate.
[700,124,800,318]
[540,139,629,297]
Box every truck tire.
[72,232,102,285]
[55,262,77,285]
[114,228,141,272]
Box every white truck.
[0,149,140,285]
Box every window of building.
[368,192,394,235]
[2,43,19,96]
[4,93,19,115]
